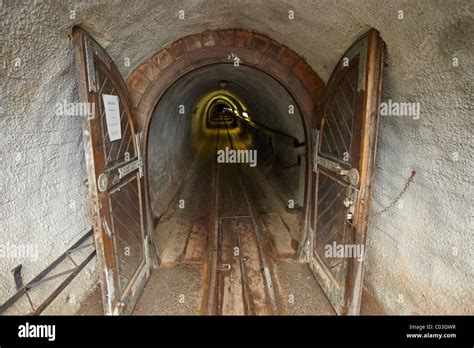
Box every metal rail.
[0,229,95,315]
[235,114,305,148]
[223,124,279,314]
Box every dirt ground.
[76,262,383,316]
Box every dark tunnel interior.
[148,64,306,219]
[145,63,309,314]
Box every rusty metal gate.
[73,27,150,315]
[309,29,385,315]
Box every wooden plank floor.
[147,125,322,315]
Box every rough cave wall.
[1,1,99,313]
[1,0,472,314]
[148,78,196,218]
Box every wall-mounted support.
[11,264,23,291]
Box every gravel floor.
[273,260,336,315]
[132,266,203,315]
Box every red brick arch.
[126,29,325,255]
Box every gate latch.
[343,197,353,208]
[217,264,231,271]
[344,188,357,220]
[339,168,360,186]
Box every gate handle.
[339,168,360,186]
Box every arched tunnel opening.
[146,64,308,314]
[149,64,306,237]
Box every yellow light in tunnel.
[190,89,258,151]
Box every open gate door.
[309,29,384,315]
[72,27,150,315]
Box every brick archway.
[126,29,325,256]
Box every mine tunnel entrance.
[73,27,384,315]
[147,64,308,315]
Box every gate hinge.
[299,227,313,262]
[307,227,313,254]
[136,132,144,178]
[312,129,319,173]
[217,264,231,271]
[118,159,142,179]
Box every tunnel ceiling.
[151,64,304,142]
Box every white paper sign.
[102,94,122,141]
